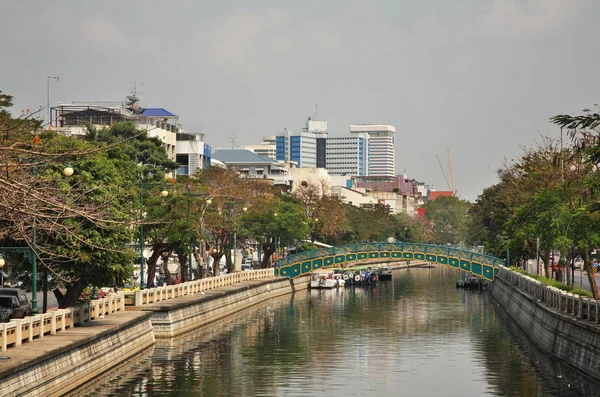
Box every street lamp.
[186,186,212,280]
[138,176,169,289]
[47,75,59,127]
[2,161,74,314]
[0,254,4,287]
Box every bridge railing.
[124,268,275,307]
[276,242,504,270]
[0,292,125,351]
[498,267,600,323]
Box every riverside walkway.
[0,276,276,370]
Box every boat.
[310,271,337,289]
[346,267,378,286]
[332,273,346,288]
[377,267,392,280]
[456,276,487,289]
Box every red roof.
[429,191,454,200]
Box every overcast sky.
[2,0,598,201]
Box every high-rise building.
[275,118,327,168]
[325,134,369,176]
[350,124,395,176]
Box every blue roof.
[142,108,177,118]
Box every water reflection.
[76,267,600,397]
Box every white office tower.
[276,118,328,168]
[326,134,369,176]
[350,124,395,176]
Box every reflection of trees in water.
[73,267,593,396]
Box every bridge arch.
[274,242,503,282]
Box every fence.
[124,268,275,306]
[498,267,600,323]
[0,268,277,351]
[0,292,125,351]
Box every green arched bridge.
[274,242,504,281]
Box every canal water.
[75,267,600,397]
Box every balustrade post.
[39,315,44,339]
[1,323,6,351]
[51,311,57,335]
[15,320,22,347]
[28,317,34,342]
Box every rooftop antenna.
[315,102,318,120]
[230,132,237,149]
[130,81,144,98]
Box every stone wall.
[145,276,310,338]
[0,312,154,397]
[492,271,600,381]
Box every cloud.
[79,16,127,51]
[475,0,586,36]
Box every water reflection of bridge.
[275,242,503,281]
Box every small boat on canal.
[456,276,487,290]
[345,267,378,286]
[310,271,337,289]
[376,267,393,280]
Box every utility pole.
[536,237,540,276]
[47,75,59,127]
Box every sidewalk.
[0,311,148,376]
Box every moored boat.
[456,276,487,289]
[310,271,337,289]
[377,267,392,280]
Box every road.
[25,290,58,312]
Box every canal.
[75,266,600,397]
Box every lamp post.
[139,176,168,289]
[47,75,59,127]
[0,254,4,287]
[2,163,74,314]
[186,186,212,280]
[225,201,247,272]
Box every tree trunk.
[583,250,600,300]
[540,249,552,278]
[212,253,224,276]
[261,240,275,269]
[193,246,205,279]
[53,278,87,308]
[162,250,172,285]
[176,246,189,282]
[146,248,164,288]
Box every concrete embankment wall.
[145,275,310,338]
[491,271,600,381]
[0,276,310,396]
[0,312,154,397]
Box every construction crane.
[447,148,455,192]
[436,155,452,191]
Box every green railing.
[274,242,503,281]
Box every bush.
[78,286,108,303]
[510,267,593,297]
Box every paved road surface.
[25,290,58,312]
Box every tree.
[422,196,470,245]
[292,179,346,244]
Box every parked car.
[0,288,31,322]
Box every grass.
[510,266,594,298]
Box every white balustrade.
[0,291,125,352]
[123,268,276,308]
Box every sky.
[2,0,599,201]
